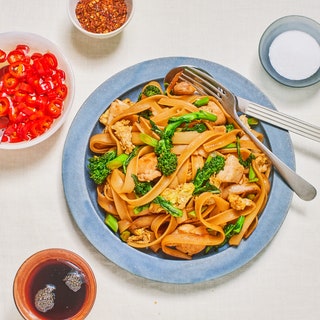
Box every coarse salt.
[269,30,320,80]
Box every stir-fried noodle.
[87,79,272,260]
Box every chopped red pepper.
[3,73,19,89]
[7,50,27,64]
[0,44,68,143]
[0,97,10,116]
[9,61,28,78]
[46,99,63,118]
[0,49,7,63]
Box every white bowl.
[259,15,320,87]
[68,0,134,39]
[0,32,74,150]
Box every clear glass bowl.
[13,248,96,320]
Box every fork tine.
[181,67,225,101]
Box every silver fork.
[170,67,320,142]
[175,66,317,201]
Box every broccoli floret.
[225,123,235,132]
[141,111,218,176]
[87,150,117,184]
[87,150,128,185]
[193,155,225,195]
[157,150,178,176]
[131,174,152,196]
[142,85,162,97]
[206,215,245,253]
[131,174,183,217]
[140,132,178,176]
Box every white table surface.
[1,1,320,319]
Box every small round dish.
[13,248,96,320]
[0,31,74,150]
[68,0,134,39]
[259,15,320,87]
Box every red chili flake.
[75,0,128,34]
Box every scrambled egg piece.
[228,194,254,211]
[127,228,152,245]
[161,183,195,209]
[255,154,271,173]
[111,120,135,154]
[99,99,131,128]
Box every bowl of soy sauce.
[13,248,96,320]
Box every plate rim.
[62,56,294,283]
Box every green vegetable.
[138,109,153,120]
[87,150,130,185]
[193,96,210,107]
[181,123,207,133]
[131,174,152,196]
[107,153,129,170]
[236,136,256,168]
[105,214,118,233]
[206,215,245,253]
[87,150,117,184]
[123,147,139,174]
[225,123,235,132]
[248,163,259,182]
[167,110,217,126]
[142,85,162,97]
[153,196,183,218]
[141,111,218,176]
[193,155,225,195]
[131,174,183,217]
[247,117,259,126]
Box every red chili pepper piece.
[3,73,19,89]
[46,99,63,118]
[0,49,7,63]
[9,61,28,78]
[0,96,10,116]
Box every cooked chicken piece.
[99,99,131,127]
[137,153,162,182]
[199,101,226,125]
[173,81,196,95]
[216,154,244,183]
[161,183,195,209]
[111,120,135,154]
[228,194,254,211]
[174,224,208,255]
[223,183,260,196]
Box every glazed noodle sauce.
[87,79,272,260]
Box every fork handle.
[236,118,317,201]
[237,97,320,142]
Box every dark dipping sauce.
[26,259,87,319]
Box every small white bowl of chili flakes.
[0,32,74,149]
[68,0,134,39]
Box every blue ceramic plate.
[259,15,320,87]
[62,57,294,283]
